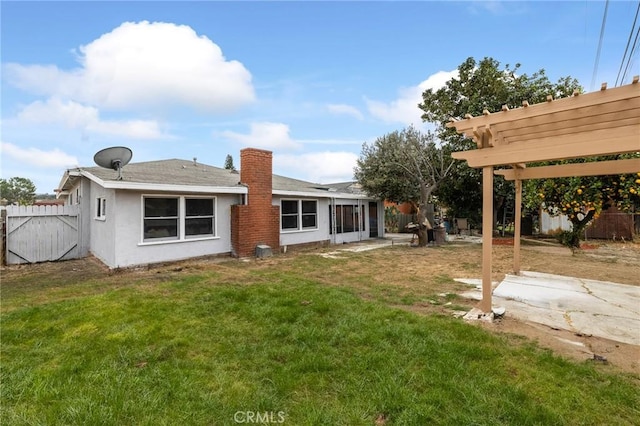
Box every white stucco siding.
[87,181,117,267]
[107,191,236,268]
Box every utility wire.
[621,26,640,83]
[591,0,610,91]
[615,1,640,86]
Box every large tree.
[0,177,36,205]
[419,57,581,228]
[524,156,640,248]
[354,126,454,246]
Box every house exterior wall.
[274,196,331,247]
[102,190,236,268]
[272,197,382,247]
[87,181,117,267]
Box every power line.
[591,0,610,91]
[621,26,640,83]
[615,1,640,86]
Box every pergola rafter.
[447,78,640,313]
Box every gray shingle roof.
[272,174,331,193]
[66,158,367,198]
[79,159,243,187]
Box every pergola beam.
[452,124,640,167]
[494,102,639,137]
[447,82,639,133]
[499,114,639,145]
[496,158,640,181]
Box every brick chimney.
[230,148,280,257]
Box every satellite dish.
[94,146,133,180]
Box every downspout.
[330,198,337,244]
[358,200,363,241]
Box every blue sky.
[2,1,638,193]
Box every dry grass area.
[3,238,639,375]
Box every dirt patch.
[477,315,640,378]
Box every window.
[302,200,317,228]
[144,197,179,240]
[96,197,106,220]
[330,204,362,234]
[185,198,214,237]
[143,196,216,242]
[281,200,299,230]
[281,199,317,231]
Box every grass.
[2,249,639,425]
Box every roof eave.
[103,181,248,194]
[273,189,374,200]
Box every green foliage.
[354,126,454,204]
[223,154,236,171]
[419,57,582,225]
[0,177,36,205]
[384,205,400,232]
[524,155,640,248]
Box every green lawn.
[1,252,639,425]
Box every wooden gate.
[5,205,81,264]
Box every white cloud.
[1,142,78,168]
[365,70,459,125]
[4,21,255,112]
[326,104,364,120]
[221,122,301,150]
[16,98,165,139]
[274,151,359,183]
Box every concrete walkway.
[460,271,640,345]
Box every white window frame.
[141,195,218,244]
[95,197,107,221]
[280,199,318,232]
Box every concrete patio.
[459,271,640,346]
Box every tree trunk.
[493,195,504,233]
[416,182,436,247]
[563,209,596,250]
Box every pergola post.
[513,178,522,274]
[480,165,493,313]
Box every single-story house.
[56,148,384,268]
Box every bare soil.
[2,238,639,376]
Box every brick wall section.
[230,148,280,257]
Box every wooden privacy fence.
[5,205,81,264]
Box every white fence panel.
[540,210,573,235]
[6,205,81,264]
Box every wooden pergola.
[447,78,640,313]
